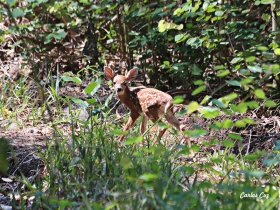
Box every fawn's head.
[104,66,138,96]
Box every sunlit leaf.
[265,100,276,107]
[254,89,266,99]
[192,85,206,95]
[187,101,198,114]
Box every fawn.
[104,66,186,142]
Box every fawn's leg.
[140,114,148,134]
[119,112,140,142]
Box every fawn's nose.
[117,87,123,92]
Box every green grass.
[1,77,280,210]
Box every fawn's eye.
[122,82,127,86]
[113,82,116,85]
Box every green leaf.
[240,77,253,85]
[187,101,198,114]
[192,85,206,95]
[237,102,247,113]
[12,8,24,18]
[7,0,17,6]
[175,34,187,43]
[230,57,242,64]
[61,75,82,85]
[123,136,143,145]
[85,81,100,95]
[257,46,268,51]
[246,101,259,108]
[228,133,243,140]
[172,95,184,104]
[248,65,262,73]
[70,97,88,107]
[260,0,272,4]
[222,93,238,102]
[274,48,280,55]
[212,99,226,108]
[254,89,266,99]
[265,100,276,107]
[54,29,66,39]
[217,70,230,77]
[222,119,233,128]
[235,120,246,127]
[158,20,168,32]
[245,56,256,62]
[226,80,240,86]
[86,98,96,105]
[222,139,234,147]
[243,118,254,124]
[194,80,204,85]
[139,173,159,181]
[244,154,260,160]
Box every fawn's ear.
[104,66,115,81]
[126,67,138,81]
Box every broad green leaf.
[240,77,253,85]
[274,48,280,55]
[260,0,272,4]
[212,99,226,108]
[187,101,198,114]
[7,0,17,6]
[248,65,262,73]
[194,80,204,85]
[192,85,206,95]
[12,8,24,18]
[70,97,88,107]
[222,139,234,147]
[175,34,187,43]
[172,95,184,104]
[246,101,259,108]
[86,98,96,105]
[254,89,266,99]
[158,20,167,32]
[226,80,240,86]
[54,29,66,39]
[237,102,247,113]
[174,8,184,16]
[217,70,230,77]
[61,75,82,85]
[228,133,243,140]
[222,119,233,128]
[245,56,256,62]
[242,117,255,124]
[265,100,276,107]
[230,57,242,64]
[257,46,268,51]
[85,81,100,95]
[222,93,238,101]
[235,120,246,127]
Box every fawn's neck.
[117,87,141,112]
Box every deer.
[104,66,188,144]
